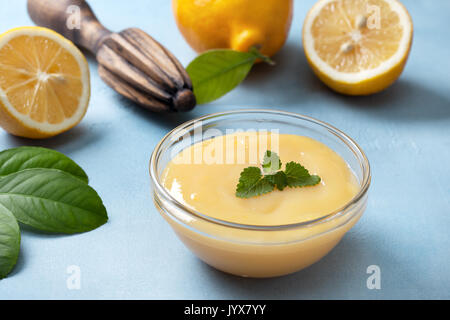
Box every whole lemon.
[172,0,293,57]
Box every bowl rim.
[149,108,371,231]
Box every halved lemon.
[0,27,90,139]
[303,0,413,95]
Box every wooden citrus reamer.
[27,0,196,112]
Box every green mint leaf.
[0,168,108,234]
[0,147,88,183]
[262,150,282,174]
[236,167,274,198]
[236,151,321,198]
[186,48,272,104]
[0,204,20,279]
[285,161,321,187]
[264,171,288,191]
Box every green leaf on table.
[0,168,107,234]
[0,204,20,279]
[236,151,321,198]
[235,167,274,198]
[0,147,88,183]
[285,161,321,187]
[186,47,273,104]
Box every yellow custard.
[162,133,359,225]
[156,132,365,277]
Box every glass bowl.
[149,109,371,278]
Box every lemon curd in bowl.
[149,110,370,278]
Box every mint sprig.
[236,151,321,198]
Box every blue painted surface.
[0,0,449,299]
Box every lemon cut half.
[303,0,413,95]
[0,27,90,139]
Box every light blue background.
[0,0,449,299]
